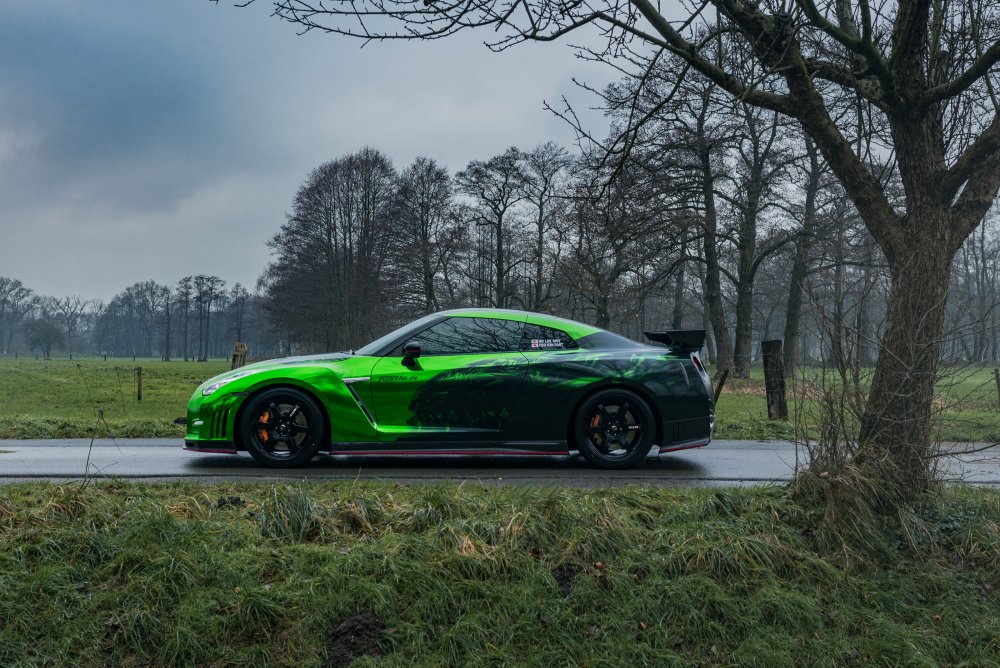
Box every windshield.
[354,313,442,356]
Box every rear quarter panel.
[502,348,713,446]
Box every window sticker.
[531,338,564,349]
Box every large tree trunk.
[783,138,820,374]
[857,223,953,494]
[731,184,761,378]
[700,146,733,376]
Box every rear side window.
[575,330,644,350]
[520,325,578,351]
[412,317,524,355]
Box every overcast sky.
[0,0,608,302]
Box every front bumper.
[184,440,238,454]
[184,392,242,453]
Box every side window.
[520,325,578,351]
[411,317,524,355]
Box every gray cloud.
[0,0,607,301]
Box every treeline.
[0,276,282,360]
[257,142,998,375]
[4,99,1000,368]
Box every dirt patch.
[325,610,384,668]
[552,563,581,597]
[216,496,245,509]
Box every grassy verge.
[0,482,997,666]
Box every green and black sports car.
[185,309,714,469]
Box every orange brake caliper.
[258,410,271,443]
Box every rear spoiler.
[644,329,706,353]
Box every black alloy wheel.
[240,387,325,467]
[574,388,655,469]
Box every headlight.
[202,370,254,396]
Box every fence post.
[231,342,248,370]
[994,368,1000,408]
[136,366,143,402]
[761,340,788,421]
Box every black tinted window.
[413,317,524,355]
[575,330,643,350]
[520,325,578,351]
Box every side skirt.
[656,438,710,456]
[326,441,568,456]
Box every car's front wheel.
[240,387,326,468]
[574,389,655,469]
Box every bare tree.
[24,297,63,360]
[456,147,526,309]
[194,275,227,361]
[782,137,826,374]
[262,148,396,350]
[160,285,172,361]
[229,282,251,343]
[176,276,194,361]
[392,157,454,314]
[519,142,572,311]
[243,0,1000,493]
[55,296,91,357]
[557,158,681,329]
[0,277,33,354]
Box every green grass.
[0,482,997,666]
[0,357,230,438]
[712,365,1000,443]
[3,357,1000,442]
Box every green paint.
[185,309,714,455]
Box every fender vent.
[211,408,231,439]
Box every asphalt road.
[1,439,998,486]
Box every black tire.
[573,388,655,469]
[240,387,326,468]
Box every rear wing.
[643,329,706,353]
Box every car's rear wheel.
[240,387,325,468]
[574,389,654,469]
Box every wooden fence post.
[136,366,143,402]
[761,340,788,421]
[994,368,1000,408]
[231,342,248,370]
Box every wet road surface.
[0,439,997,487]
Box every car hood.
[237,351,355,371]
[195,352,363,396]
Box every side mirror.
[401,340,421,367]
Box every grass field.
[0,481,997,666]
[0,357,230,439]
[2,356,1000,442]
